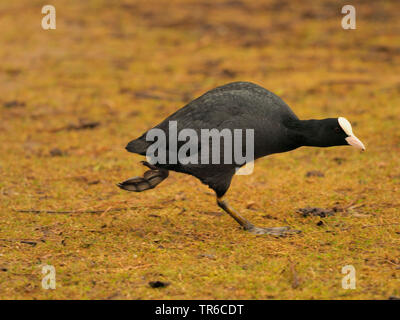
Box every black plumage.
[119,82,365,236]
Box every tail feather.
[125,137,149,155]
[118,162,169,192]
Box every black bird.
[118,82,365,236]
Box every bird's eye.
[334,127,341,133]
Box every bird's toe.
[247,225,301,237]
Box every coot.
[118,82,365,236]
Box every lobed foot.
[245,225,301,237]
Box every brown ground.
[0,0,399,299]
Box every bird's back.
[159,81,297,127]
[127,82,299,156]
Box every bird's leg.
[140,161,159,170]
[216,196,300,236]
[216,197,254,229]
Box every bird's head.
[289,117,366,151]
[315,117,365,151]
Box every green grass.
[0,0,399,299]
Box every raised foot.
[246,225,301,237]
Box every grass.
[0,0,399,299]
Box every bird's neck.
[285,119,324,148]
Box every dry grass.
[0,0,399,299]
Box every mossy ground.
[0,0,399,299]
